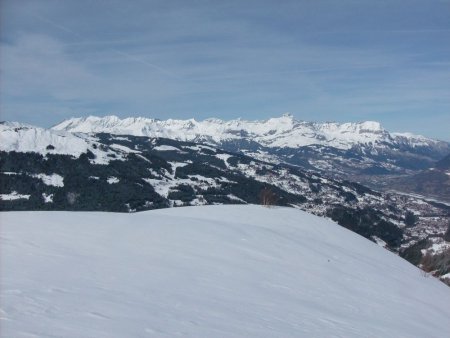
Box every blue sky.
[1,0,449,140]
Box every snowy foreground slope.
[1,206,450,338]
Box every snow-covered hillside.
[0,121,89,156]
[52,114,443,150]
[1,205,449,337]
[0,121,135,164]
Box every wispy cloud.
[31,13,178,79]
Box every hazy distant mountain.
[436,153,450,171]
[389,153,450,202]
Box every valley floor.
[1,205,450,337]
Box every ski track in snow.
[1,205,450,337]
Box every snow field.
[1,205,450,337]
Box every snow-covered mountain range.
[49,115,450,192]
[52,114,444,150]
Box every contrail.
[33,14,82,38]
[192,64,394,81]
[33,14,177,79]
[112,50,178,78]
[313,28,450,35]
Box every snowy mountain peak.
[360,120,383,131]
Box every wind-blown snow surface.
[1,205,450,337]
